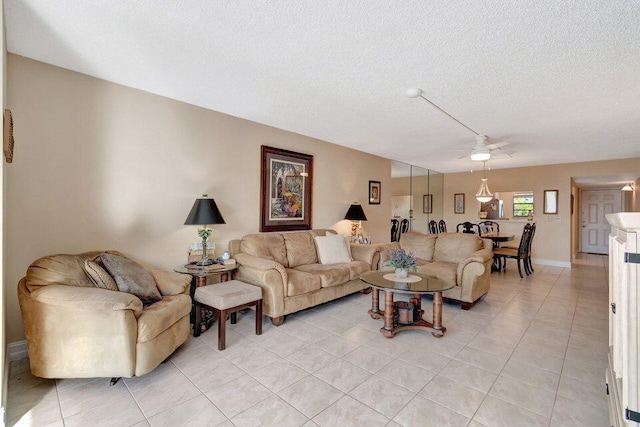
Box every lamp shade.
[344,204,367,221]
[475,178,493,203]
[184,195,226,225]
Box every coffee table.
[360,271,455,338]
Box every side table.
[174,264,238,333]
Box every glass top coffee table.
[360,271,455,338]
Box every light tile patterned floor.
[7,253,610,426]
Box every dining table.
[480,232,515,271]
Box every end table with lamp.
[180,193,232,332]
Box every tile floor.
[7,254,610,426]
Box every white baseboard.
[8,341,28,362]
[532,258,572,269]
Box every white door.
[581,189,622,254]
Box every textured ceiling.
[5,0,640,175]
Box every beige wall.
[1,0,7,416]
[443,159,640,265]
[5,55,391,343]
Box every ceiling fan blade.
[486,141,510,150]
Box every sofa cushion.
[294,264,350,288]
[241,233,288,267]
[84,259,119,291]
[433,233,483,264]
[283,231,318,268]
[344,260,371,280]
[137,294,191,343]
[314,233,352,264]
[417,261,457,287]
[285,269,322,297]
[100,253,162,305]
[400,232,437,262]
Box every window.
[513,192,534,217]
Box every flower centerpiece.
[385,248,418,278]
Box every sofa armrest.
[376,242,401,270]
[149,270,191,296]
[350,244,380,269]
[30,284,143,317]
[235,253,287,280]
[456,247,493,284]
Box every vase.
[395,268,409,278]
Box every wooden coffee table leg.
[370,288,380,315]
[432,291,445,337]
[381,290,395,337]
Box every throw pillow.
[84,259,119,291]
[314,233,352,265]
[99,253,162,305]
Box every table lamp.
[344,203,368,236]
[184,194,226,266]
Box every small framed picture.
[369,181,381,205]
[454,193,465,214]
[423,194,433,214]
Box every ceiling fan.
[406,87,513,161]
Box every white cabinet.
[607,213,640,426]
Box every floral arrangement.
[385,248,418,270]
[282,191,301,215]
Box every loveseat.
[379,232,493,309]
[18,250,192,379]
[229,229,380,325]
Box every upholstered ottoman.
[193,280,262,350]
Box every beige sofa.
[379,232,493,309]
[229,229,380,325]
[18,251,192,379]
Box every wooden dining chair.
[390,219,400,242]
[493,223,533,278]
[456,221,479,234]
[428,220,438,234]
[524,222,536,274]
[478,220,499,233]
[400,218,409,236]
[438,220,447,233]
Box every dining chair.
[390,219,400,242]
[456,221,480,234]
[493,223,533,278]
[478,220,499,233]
[399,218,410,237]
[438,220,447,233]
[524,222,536,274]
[428,220,438,234]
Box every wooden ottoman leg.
[256,300,263,336]
[218,308,227,351]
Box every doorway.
[580,189,622,254]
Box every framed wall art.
[454,193,465,214]
[369,181,381,205]
[260,145,313,232]
[423,194,433,214]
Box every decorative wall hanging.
[369,181,381,205]
[423,194,433,214]
[4,109,14,163]
[454,193,465,214]
[260,146,313,232]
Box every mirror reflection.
[391,160,444,240]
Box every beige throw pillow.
[84,259,119,291]
[314,233,352,265]
[100,253,162,305]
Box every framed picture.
[260,145,313,232]
[369,181,381,204]
[544,189,558,214]
[454,193,465,214]
[423,194,433,214]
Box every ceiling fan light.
[622,183,634,191]
[406,87,423,98]
[476,178,493,202]
[470,151,491,161]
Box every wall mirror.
[544,190,558,214]
[390,160,444,238]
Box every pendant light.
[475,161,493,203]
